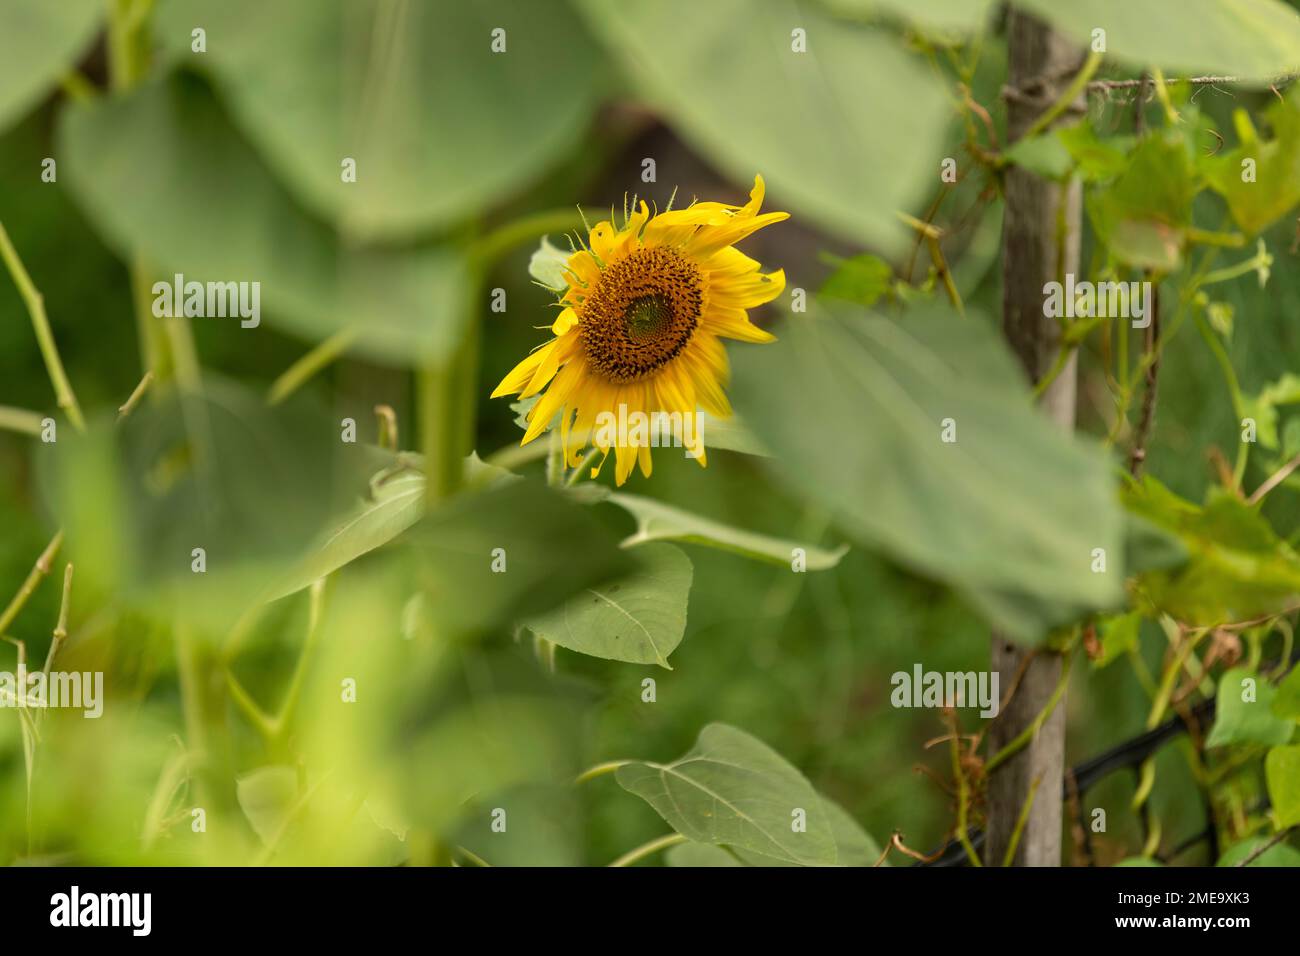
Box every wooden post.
[984,8,1086,868]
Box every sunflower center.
[579,246,703,383]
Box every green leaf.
[576,0,949,253]
[36,378,377,633]
[265,453,518,603]
[822,0,996,34]
[1217,834,1300,866]
[406,478,638,633]
[528,236,572,292]
[265,469,424,603]
[451,784,582,867]
[155,0,603,241]
[666,842,744,866]
[1016,0,1300,80]
[1272,664,1300,720]
[616,723,837,866]
[732,303,1125,643]
[1266,744,1300,828]
[819,253,894,307]
[606,492,847,569]
[731,795,886,866]
[525,542,691,668]
[1124,478,1300,625]
[1241,372,1300,450]
[1004,132,1074,180]
[1093,611,1141,668]
[1207,668,1295,748]
[1087,132,1195,271]
[0,0,102,135]
[1056,124,1133,181]
[236,766,298,845]
[1114,857,1164,866]
[58,72,470,365]
[1204,92,1300,235]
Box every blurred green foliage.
[1,0,1300,868]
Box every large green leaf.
[405,478,638,634]
[822,0,996,34]
[0,0,102,134]
[154,0,601,240]
[665,842,744,866]
[730,795,886,866]
[58,73,470,364]
[525,542,691,668]
[1017,0,1300,80]
[1086,132,1195,271]
[1217,834,1300,866]
[606,492,847,569]
[1266,744,1300,828]
[1124,477,1300,625]
[264,470,424,603]
[577,0,949,253]
[732,304,1125,643]
[616,723,838,866]
[667,797,884,867]
[264,453,517,603]
[1272,664,1300,720]
[36,378,375,633]
[1206,668,1295,748]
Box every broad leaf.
[1087,132,1195,271]
[1207,668,1295,748]
[616,723,837,866]
[405,478,638,633]
[155,0,602,240]
[1203,92,1300,235]
[732,303,1125,643]
[1017,0,1300,81]
[1093,611,1141,668]
[823,0,996,34]
[58,73,470,365]
[525,542,691,668]
[528,237,572,292]
[1217,834,1300,866]
[1266,744,1300,828]
[666,842,744,866]
[1272,664,1300,720]
[0,0,101,135]
[731,795,886,866]
[576,0,949,253]
[236,766,298,845]
[1124,478,1300,625]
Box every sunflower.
[491,174,787,485]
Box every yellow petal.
[687,211,789,259]
[704,306,777,343]
[709,267,786,310]
[551,307,578,335]
[491,345,548,398]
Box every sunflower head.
[492,174,787,485]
